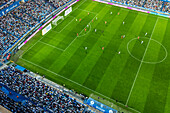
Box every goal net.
[52,16,64,26]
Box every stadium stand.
[48,0,70,8]
[0,29,17,55]
[0,0,71,57]
[0,13,32,37]
[115,0,170,13]
[0,0,170,58]
[0,66,92,113]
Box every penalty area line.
[19,57,141,113]
[52,17,75,33]
[19,36,44,59]
[39,41,64,51]
[77,8,97,14]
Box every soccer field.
[13,0,170,112]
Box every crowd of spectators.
[0,0,170,57]
[0,29,17,55]
[0,66,91,112]
[0,0,70,56]
[115,0,170,13]
[0,13,32,37]
[0,90,45,112]
[162,2,170,13]
[48,0,70,8]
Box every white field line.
[52,17,75,33]
[77,8,97,14]
[39,41,64,51]
[20,0,87,58]
[64,13,98,51]
[19,37,44,59]
[73,0,87,12]
[52,0,87,30]
[125,18,159,105]
[20,57,141,113]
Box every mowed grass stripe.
[162,20,170,113]
[142,18,169,113]
[69,6,119,82]
[47,5,107,74]
[165,85,170,113]
[55,11,97,49]
[126,15,158,112]
[14,0,170,112]
[52,16,75,33]
[58,6,120,78]
[128,17,168,112]
[143,18,168,63]
[70,8,129,85]
[110,13,148,103]
[41,1,95,49]
[56,13,96,50]
[95,10,139,97]
[23,42,62,69]
[91,1,106,13]
[82,9,133,90]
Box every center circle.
[127,38,168,64]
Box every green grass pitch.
[13,0,170,112]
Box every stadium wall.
[2,0,78,59]
[0,0,22,17]
[94,0,170,18]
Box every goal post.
[52,16,64,26]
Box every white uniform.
[141,41,143,44]
[85,47,87,50]
[145,32,147,36]
[123,22,125,25]
[87,25,89,27]
[123,35,125,38]
[96,17,97,20]
[110,12,112,14]
[76,19,77,21]
[95,29,97,32]
[118,51,121,54]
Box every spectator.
[0,66,91,112]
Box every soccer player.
[87,24,89,27]
[92,19,93,22]
[123,35,125,38]
[102,47,104,52]
[123,21,125,25]
[85,28,86,32]
[138,36,140,39]
[95,29,97,32]
[85,47,88,54]
[118,12,120,15]
[105,21,107,24]
[110,12,112,14]
[141,41,143,44]
[96,17,97,20]
[118,51,121,54]
[145,32,147,36]
[76,19,77,21]
[79,18,81,21]
[77,33,78,36]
